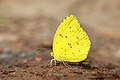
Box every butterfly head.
[50,52,54,57]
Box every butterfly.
[49,15,91,66]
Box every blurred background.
[0,0,120,67]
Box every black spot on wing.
[68,43,71,46]
[65,36,68,38]
[77,36,79,39]
[68,43,72,48]
[77,42,79,45]
[59,34,63,37]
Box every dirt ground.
[1,34,120,80]
[0,0,120,80]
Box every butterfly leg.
[62,61,69,67]
[48,59,57,66]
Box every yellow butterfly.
[50,15,91,66]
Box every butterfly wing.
[51,15,91,62]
